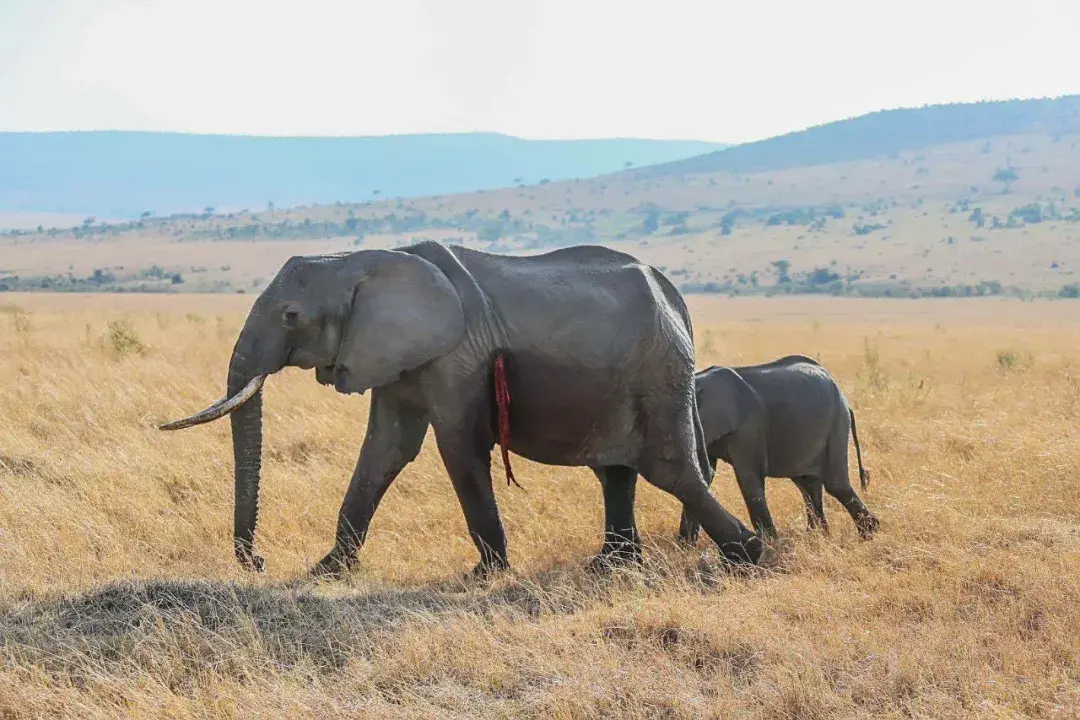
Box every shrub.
[1009,204,1043,225]
[996,350,1022,371]
[104,319,145,356]
[853,223,887,235]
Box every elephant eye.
[282,304,302,328]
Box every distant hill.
[5,96,1080,298]
[635,95,1080,178]
[0,131,725,220]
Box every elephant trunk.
[227,336,267,572]
[158,328,273,571]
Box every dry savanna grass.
[2,294,1079,718]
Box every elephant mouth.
[316,364,358,394]
[315,365,335,386]
[332,366,354,394]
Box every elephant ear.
[335,250,466,393]
[696,367,758,443]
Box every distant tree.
[642,209,660,234]
[82,217,96,228]
[203,206,215,216]
[808,267,841,285]
[993,167,1019,193]
[824,205,845,219]
[498,209,511,221]
[771,259,791,284]
[478,223,502,242]
[719,213,736,236]
[170,273,184,284]
[90,268,115,284]
[266,201,275,212]
[969,207,986,228]
[539,178,550,185]
[1060,283,1080,298]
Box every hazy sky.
[2,0,1078,143]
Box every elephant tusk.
[159,375,267,431]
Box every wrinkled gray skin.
[161,240,762,578]
[594,355,878,558]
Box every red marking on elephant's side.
[493,354,522,489]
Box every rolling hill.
[634,94,1080,178]
[0,131,726,220]
[3,96,1080,297]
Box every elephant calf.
[679,354,880,540]
[595,355,878,562]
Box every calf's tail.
[849,407,869,491]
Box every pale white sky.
[2,0,1078,143]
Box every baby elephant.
[678,354,879,542]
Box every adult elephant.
[159,241,762,578]
[594,354,878,561]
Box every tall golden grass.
[1,294,1078,718]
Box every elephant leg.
[638,406,762,565]
[677,457,716,546]
[821,464,878,539]
[733,464,776,538]
[589,465,642,569]
[793,475,828,533]
[438,438,508,578]
[425,376,509,579]
[312,391,429,578]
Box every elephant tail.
[693,398,714,489]
[849,407,869,491]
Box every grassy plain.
[1,294,1079,718]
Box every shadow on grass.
[0,574,557,678]
[0,537,783,683]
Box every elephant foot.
[234,543,266,573]
[856,513,880,540]
[587,544,643,573]
[717,534,765,566]
[466,558,510,582]
[677,515,701,546]
[310,549,355,580]
[753,523,778,541]
[676,529,700,546]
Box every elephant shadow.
[0,566,662,678]
[1,542,784,681]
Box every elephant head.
[159,250,466,570]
